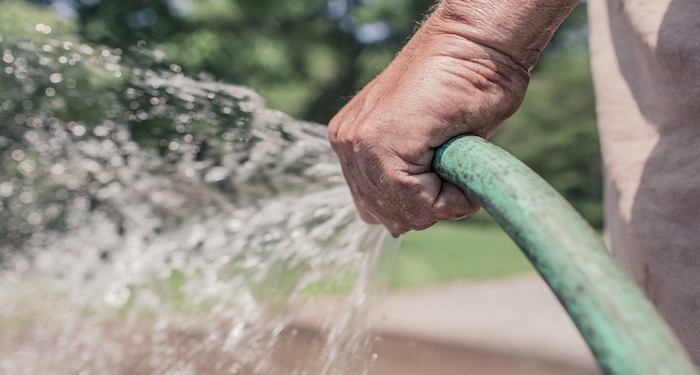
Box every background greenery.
[393,218,534,288]
[9,0,602,287]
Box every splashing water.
[0,6,399,375]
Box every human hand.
[328,0,575,236]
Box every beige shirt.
[589,0,700,366]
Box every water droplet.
[109,156,123,167]
[93,126,108,137]
[71,125,86,136]
[27,212,42,225]
[204,167,229,183]
[25,131,39,142]
[19,191,33,204]
[0,182,13,197]
[11,150,25,161]
[38,57,52,66]
[180,93,196,103]
[18,160,36,174]
[13,68,27,79]
[49,73,63,83]
[3,52,14,64]
[80,45,94,55]
[2,100,14,111]
[55,188,68,200]
[14,259,30,273]
[45,87,56,97]
[104,283,131,307]
[240,102,254,112]
[50,164,65,175]
[14,57,27,69]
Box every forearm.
[426,0,580,70]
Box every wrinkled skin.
[328,7,531,237]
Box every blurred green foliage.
[17,0,603,227]
[394,221,534,288]
[53,0,438,121]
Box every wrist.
[391,22,530,141]
[425,0,579,70]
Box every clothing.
[588,0,700,366]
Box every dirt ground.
[0,324,598,375]
[371,333,597,375]
[1,276,604,375]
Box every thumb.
[433,181,480,220]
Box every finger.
[366,172,439,235]
[328,83,376,146]
[386,221,410,238]
[340,163,382,225]
[433,181,481,220]
[335,145,382,225]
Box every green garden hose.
[433,135,696,375]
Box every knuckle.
[327,118,340,145]
[351,125,380,153]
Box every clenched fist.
[328,7,523,236]
[329,0,577,236]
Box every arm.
[328,0,579,237]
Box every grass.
[389,218,535,290]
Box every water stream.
[0,11,399,375]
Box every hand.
[328,5,532,237]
